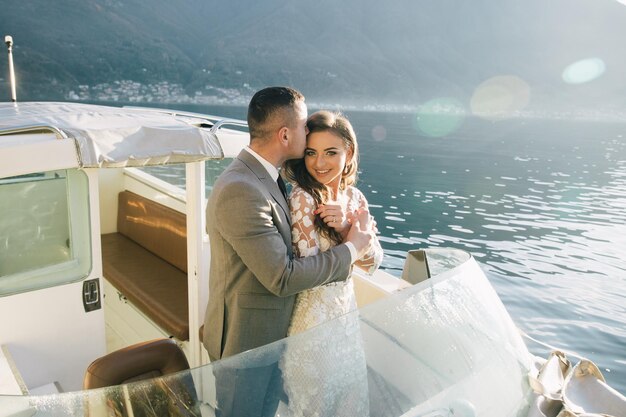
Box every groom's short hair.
[247,86,305,141]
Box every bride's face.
[304,130,351,189]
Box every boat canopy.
[0,102,224,168]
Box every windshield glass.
[0,255,531,417]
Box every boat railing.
[121,105,249,133]
[0,124,69,139]
[209,118,248,133]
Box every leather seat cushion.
[102,233,189,341]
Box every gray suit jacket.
[203,149,352,360]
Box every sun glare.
[562,58,606,84]
[415,98,465,138]
[470,75,530,120]
[371,125,387,141]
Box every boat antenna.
[4,35,17,102]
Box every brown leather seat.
[83,339,190,389]
[102,233,189,340]
[101,190,190,340]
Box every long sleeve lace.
[352,188,384,275]
[290,187,327,258]
[290,186,383,274]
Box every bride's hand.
[315,203,351,237]
[352,209,378,238]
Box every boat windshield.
[0,253,532,417]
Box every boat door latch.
[82,279,102,312]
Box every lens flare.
[470,75,530,120]
[371,125,387,141]
[416,98,465,138]
[562,58,606,84]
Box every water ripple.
[140,109,626,393]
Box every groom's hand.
[345,209,373,260]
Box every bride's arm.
[352,189,384,275]
[290,188,322,258]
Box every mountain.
[1,0,626,113]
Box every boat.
[1,100,624,417]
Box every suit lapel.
[237,150,291,221]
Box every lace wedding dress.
[281,185,383,417]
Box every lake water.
[144,103,626,393]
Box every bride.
[281,110,383,416]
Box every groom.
[203,86,373,416]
